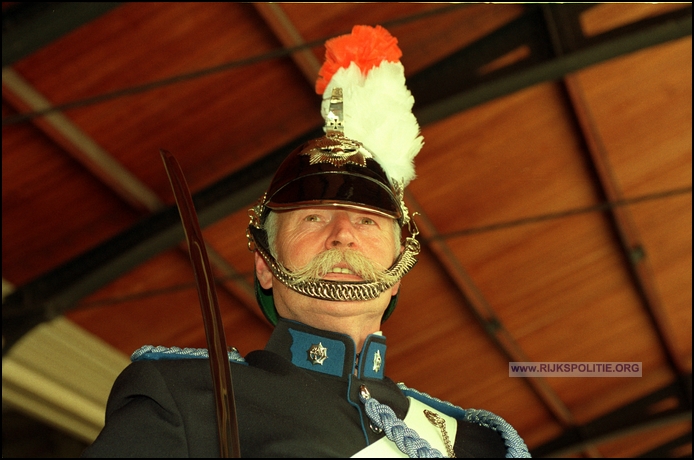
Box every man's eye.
[305,215,320,222]
[359,217,375,225]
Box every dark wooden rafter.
[1,127,319,354]
[3,1,690,352]
[3,3,265,328]
[637,431,694,458]
[1,67,264,329]
[539,3,690,400]
[2,2,123,68]
[531,373,692,457]
[410,4,692,125]
[404,193,591,442]
[1,68,162,213]
[252,3,321,83]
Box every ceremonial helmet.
[247,25,423,325]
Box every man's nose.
[325,213,357,249]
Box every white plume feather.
[321,61,423,187]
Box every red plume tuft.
[315,25,402,95]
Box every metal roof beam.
[411,4,692,125]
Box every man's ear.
[389,280,401,297]
[255,252,274,289]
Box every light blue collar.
[266,319,387,380]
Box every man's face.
[255,206,402,330]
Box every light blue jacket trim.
[360,339,386,380]
[131,345,247,365]
[288,328,347,377]
[397,383,531,458]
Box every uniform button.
[369,421,383,434]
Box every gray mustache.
[286,248,397,285]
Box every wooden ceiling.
[2,3,692,457]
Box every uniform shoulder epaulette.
[397,382,531,458]
[130,345,247,364]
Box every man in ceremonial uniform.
[82,25,529,458]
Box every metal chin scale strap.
[250,227,419,302]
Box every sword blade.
[160,149,240,458]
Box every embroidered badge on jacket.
[308,342,328,365]
[373,350,382,373]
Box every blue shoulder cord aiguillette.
[396,383,531,458]
[130,345,246,363]
[359,385,445,458]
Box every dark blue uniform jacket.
[82,319,516,457]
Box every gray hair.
[264,211,280,259]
